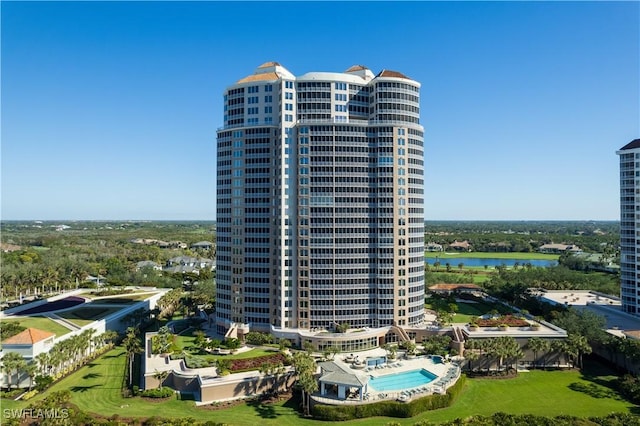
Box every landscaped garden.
[166,328,285,371]
[474,314,529,328]
[1,347,635,426]
[1,316,72,337]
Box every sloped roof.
[236,72,279,84]
[619,139,640,150]
[376,69,410,79]
[345,65,369,72]
[258,61,281,69]
[318,361,369,387]
[429,283,481,292]
[2,328,55,345]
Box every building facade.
[215,63,425,336]
[617,139,640,315]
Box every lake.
[425,257,557,268]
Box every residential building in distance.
[617,139,640,315]
[215,62,425,344]
[537,243,582,254]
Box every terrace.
[311,348,461,405]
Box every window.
[285,92,293,100]
[285,114,293,122]
[285,103,293,111]
[285,81,294,89]
[265,95,273,102]
[265,85,273,92]
[335,82,347,90]
[248,85,259,93]
[265,106,273,113]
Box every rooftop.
[2,328,55,345]
[619,138,640,151]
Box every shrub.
[184,355,211,369]
[312,375,467,420]
[140,386,174,398]
[246,332,274,345]
[21,390,38,401]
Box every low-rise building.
[538,243,582,254]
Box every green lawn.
[93,292,159,302]
[451,301,512,323]
[175,334,275,361]
[425,252,559,260]
[2,349,634,426]
[1,316,72,337]
[426,299,511,324]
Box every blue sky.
[2,1,638,221]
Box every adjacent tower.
[215,63,425,337]
[617,139,640,315]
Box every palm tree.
[35,352,50,376]
[83,328,97,357]
[2,352,26,389]
[292,352,317,416]
[123,327,143,387]
[551,340,568,368]
[153,369,169,389]
[465,350,480,372]
[100,330,119,349]
[527,337,548,369]
[24,362,38,391]
[566,334,591,369]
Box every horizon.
[2,2,638,221]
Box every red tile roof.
[429,283,481,291]
[376,69,410,79]
[236,72,279,84]
[257,61,281,69]
[345,65,369,72]
[2,328,55,345]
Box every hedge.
[312,374,466,421]
[140,386,174,398]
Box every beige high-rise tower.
[215,63,425,341]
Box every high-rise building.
[215,62,425,345]
[617,139,640,315]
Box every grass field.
[424,252,559,260]
[1,316,72,337]
[2,348,634,426]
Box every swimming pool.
[369,369,437,391]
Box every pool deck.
[312,350,461,405]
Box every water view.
[425,257,557,268]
